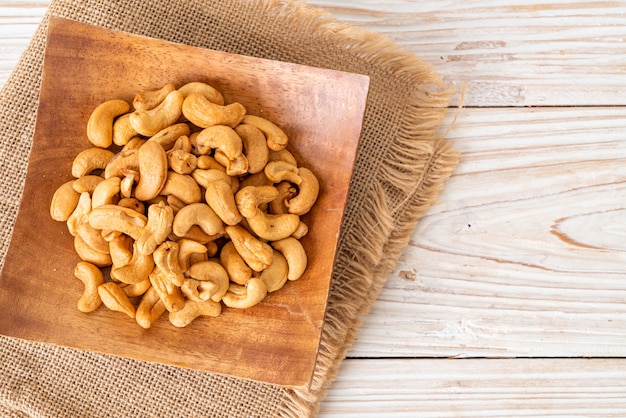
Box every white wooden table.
[3,1,626,416]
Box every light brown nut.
[188,260,230,302]
[66,192,92,236]
[98,282,136,318]
[134,141,168,201]
[168,225,221,245]
[286,167,320,215]
[117,197,145,214]
[169,134,192,153]
[91,176,121,208]
[120,278,151,298]
[133,83,176,111]
[129,90,184,136]
[178,81,224,105]
[168,299,221,328]
[72,175,104,195]
[242,115,288,151]
[166,194,186,214]
[177,238,209,272]
[272,237,307,281]
[246,211,300,242]
[86,99,131,148]
[264,160,302,185]
[235,123,269,174]
[205,180,243,226]
[112,113,138,146]
[74,261,104,313]
[191,168,238,194]
[136,201,174,255]
[269,181,297,215]
[213,150,248,176]
[168,149,197,175]
[219,241,252,285]
[153,241,184,287]
[259,250,289,292]
[149,266,185,313]
[110,242,155,285]
[88,204,148,241]
[182,93,246,128]
[74,234,112,267]
[147,122,191,151]
[71,147,115,178]
[120,171,138,199]
[109,234,134,268]
[196,155,226,171]
[238,171,273,189]
[268,148,298,166]
[291,221,309,239]
[136,286,167,329]
[122,137,146,151]
[194,125,243,160]
[172,202,224,238]
[50,180,80,222]
[235,185,279,218]
[221,278,267,309]
[104,149,139,179]
[181,278,216,302]
[159,171,202,205]
[76,220,110,254]
[225,225,273,272]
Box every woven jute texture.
[0,0,459,416]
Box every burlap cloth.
[0,0,459,416]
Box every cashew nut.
[238,171,273,189]
[286,167,320,215]
[194,125,243,160]
[205,180,242,226]
[122,137,146,151]
[168,299,221,328]
[104,149,139,179]
[235,123,269,174]
[136,286,167,329]
[177,238,209,272]
[221,278,267,309]
[213,149,249,176]
[235,185,279,218]
[72,175,104,195]
[182,93,246,128]
[97,282,136,318]
[188,260,230,302]
[219,241,251,285]
[149,265,185,313]
[74,261,104,313]
[74,235,112,267]
[134,141,168,201]
[259,250,289,292]
[169,134,193,153]
[120,278,151,298]
[242,115,288,151]
[291,221,309,239]
[112,113,138,146]
[108,234,133,268]
[147,122,191,151]
[159,171,202,204]
[117,197,145,214]
[245,210,300,242]
[110,242,155,285]
[264,160,302,185]
[196,155,226,171]
[71,147,115,178]
[88,204,148,241]
[272,237,307,281]
[66,192,92,236]
[50,180,80,222]
[225,225,273,272]
[133,83,176,111]
[172,202,224,238]
[120,171,138,199]
[268,148,298,166]
[153,241,184,287]
[269,181,297,215]
[191,168,238,194]
[136,201,174,255]
[129,90,184,136]
[76,220,110,254]
[168,149,197,175]
[91,176,121,208]
[87,99,131,148]
[178,81,224,105]
[181,278,215,302]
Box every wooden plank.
[320,358,626,417]
[348,106,626,358]
[307,0,626,106]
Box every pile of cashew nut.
[49,82,320,328]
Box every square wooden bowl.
[0,17,369,389]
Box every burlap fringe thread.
[259,2,460,417]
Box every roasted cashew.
[110,242,155,284]
[169,299,221,328]
[153,240,185,287]
[178,81,224,105]
[136,201,174,255]
[259,250,289,292]
[112,113,137,146]
[238,171,273,189]
[147,122,191,151]
[245,210,300,242]
[104,149,139,179]
[213,150,248,176]
[177,238,209,272]
[72,175,104,195]
[268,148,298,166]
[166,194,186,214]
[169,134,192,153]
[117,197,145,214]
[221,278,267,309]
[264,160,302,185]
[235,185,279,218]
[108,234,133,268]
[136,286,167,329]
[191,168,238,194]
[225,225,273,272]
[71,147,115,178]
[122,137,146,151]
[130,90,184,136]
[74,261,104,313]
[219,241,251,285]
[87,99,131,148]
[272,237,307,281]
[149,265,185,313]
[50,180,80,222]
[120,278,151,298]
[76,220,110,254]
[182,93,246,128]
[172,202,224,238]
[291,221,309,239]
[66,192,92,236]
[74,234,112,267]
[195,125,243,160]
[169,224,220,244]
[168,149,197,175]
[159,171,202,204]
[134,141,168,201]
[196,155,226,171]
[286,167,320,215]
[91,176,121,208]
[235,123,269,174]
[181,278,215,302]
[205,180,242,226]
[269,181,297,215]
[242,115,288,151]
[98,282,136,318]
[120,171,138,199]
[88,204,148,241]
[133,83,176,110]
[188,260,230,302]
